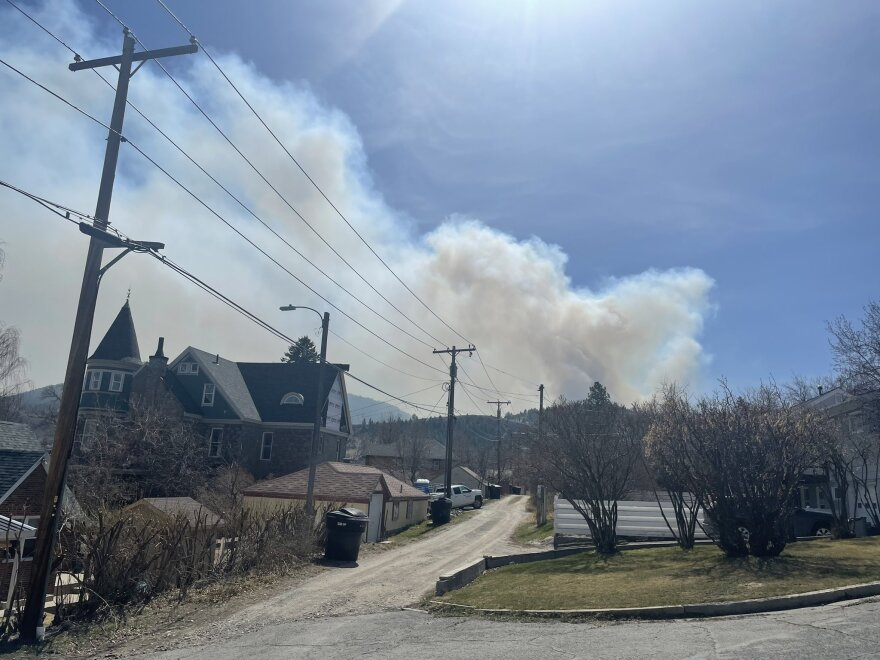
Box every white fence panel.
[554,496,708,540]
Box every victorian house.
[77,301,352,480]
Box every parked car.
[429,484,483,509]
[727,508,835,543]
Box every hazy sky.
[2,0,879,413]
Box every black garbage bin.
[510,485,522,495]
[430,498,452,525]
[488,484,501,500]
[325,507,369,561]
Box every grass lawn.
[439,537,880,610]
[513,513,554,545]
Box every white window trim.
[81,419,97,451]
[109,371,124,392]
[177,362,199,375]
[208,427,222,458]
[260,432,273,461]
[88,370,102,391]
[280,392,304,405]
[202,383,215,406]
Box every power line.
[94,0,450,352]
[349,383,442,415]
[154,0,470,347]
[7,3,529,403]
[0,55,450,378]
[4,2,455,383]
[9,180,450,416]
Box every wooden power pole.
[487,400,511,485]
[433,345,475,504]
[20,29,197,641]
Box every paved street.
[133,598,880,660]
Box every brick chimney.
[133,337,168,407]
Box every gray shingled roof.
[0,450,44,502]
[237,362,347,424]
[0,421,45,452]
[131,497,223,527]
[243,461,429,503]
[90,301,141,362]
[186,347,261,422]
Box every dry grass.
[440,537,880,610]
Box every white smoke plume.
[0,0,714,411]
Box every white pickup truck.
[430,484,483,509]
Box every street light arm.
[279,304,323,323]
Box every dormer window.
[109,372,124,392]
[177,362,199,375]
[280,392,304,405]
[88,370,102,391]
[202,383,215,406]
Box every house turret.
[80,300,143,412]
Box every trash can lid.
[328,507,368,519]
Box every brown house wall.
[1,467,45,599]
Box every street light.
[280,305,330,519]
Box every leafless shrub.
[648,382,828,557]
[58,504,321,623]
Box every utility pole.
[279,305,330,521]
[433,345,475,513]
[20,29,197,642]
[538,384,544,443]
[487,400,511,486]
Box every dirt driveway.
[111,495,530,658]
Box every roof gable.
[172,347,261,422]
[0,450,45,505]
[90,301,141,363]
[237,362,349,426]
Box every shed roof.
[243,461,428,503]
[125,497,222,527]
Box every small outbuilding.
[430,465,486,493]
[242,461,429,542]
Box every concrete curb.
[436,543,703,597]
[430,581,880,620]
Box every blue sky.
[3,0,879,407]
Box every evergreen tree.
[587,381,611,407]
[281,336,319,363]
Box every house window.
[80,419,97,451]
[208,428,222,457]
[202,383,215,406]
[88,370,102,390]
[406,500,413,519]
[392,501,400,521]
[260,432,273,461]
[280,392,304,405]
[109,372,124,392]
[177,362,199,375]
[431,459,442,471]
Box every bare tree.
[542,383,642,555]
[650,383,828,557]
[0,246,29,421]
[396,433,431,483]
[829,301,880,394]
